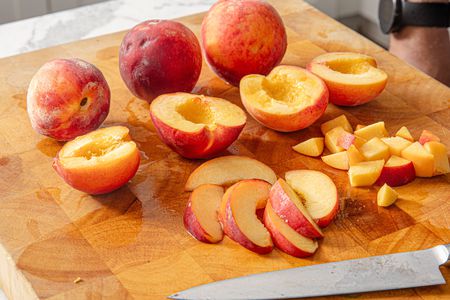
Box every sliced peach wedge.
[269,179,323,238]
[150,92,246,159]
[184,184,224,244]
[221,179,273,254]
[240,65,329,132]
[185,155,277,191]
[264,202,318,258]
[53,126,140,195]
[307,52,387,106]
[285,170,339,228]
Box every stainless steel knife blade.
[169,244,449,300]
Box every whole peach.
[27,59,110,141]
[201,0,287,86]
[119,20,202,102]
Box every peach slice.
[348,160,384,187]
[419,130,440,145]
[324,126,346,153]
[264,202,318,258]
[285,170,339,228]
[292,137,324,157]
[240,65,329,132]
[424,141,450,175]
[377,184,398,207]
[307,52,387,106]
[184,184,224,243]
[320,114,353,135]
[359,137,390,162]
[185,156,277,191]
[53,126,140,195]
[269,179,323,238]
[321,152,349,170]
[150,93,246,159]
[218,182,268,226]
[375,155,415,187]
[395,126,414,142]
[221,179,273,254]
[381,136,412,157]
[347,145,365,166]
[354,121,388,140]
[401,142,434,177]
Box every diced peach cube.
[321,151,349,170]
[401,142,434,177]
[424,141,450,175]
[353,135,367,148]
[320,115,353,135]
[348,160,384,187]
[377,184,398,207]
[347,145,364,166]
[355,124,365,131]
[325,126,347,153]
[337,131,355,150]
[395,126,414,142]
[354,121,388,140]
[419,130,440,145]
[292,137,324,157]
[359,137,390,162]
[381,136,412,156]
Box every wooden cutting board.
[0,0,449,299]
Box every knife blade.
[169,244,449,300]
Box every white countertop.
[0,0,215,59]
[0,2,215,299]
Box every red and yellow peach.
[27,58,110,141]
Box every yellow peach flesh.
[241,66,323,115]
[191,185,224,241]
[151,93,246,133]
[311,53,387,86]
[230,181,271,247]
[58,126,137,169]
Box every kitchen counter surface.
[0,0,215,59]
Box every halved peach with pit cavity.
[150,93,246,159]
[240,65,329,132]
[53,126,140,194]
[307,52,387,106]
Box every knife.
[169,244,449,300]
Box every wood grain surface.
[0,1,449,299]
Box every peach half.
[240,65,329,132]
[53,126,140,195]
[150,93,246,159]
[184,184,224,244]
[307,52,387,106]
